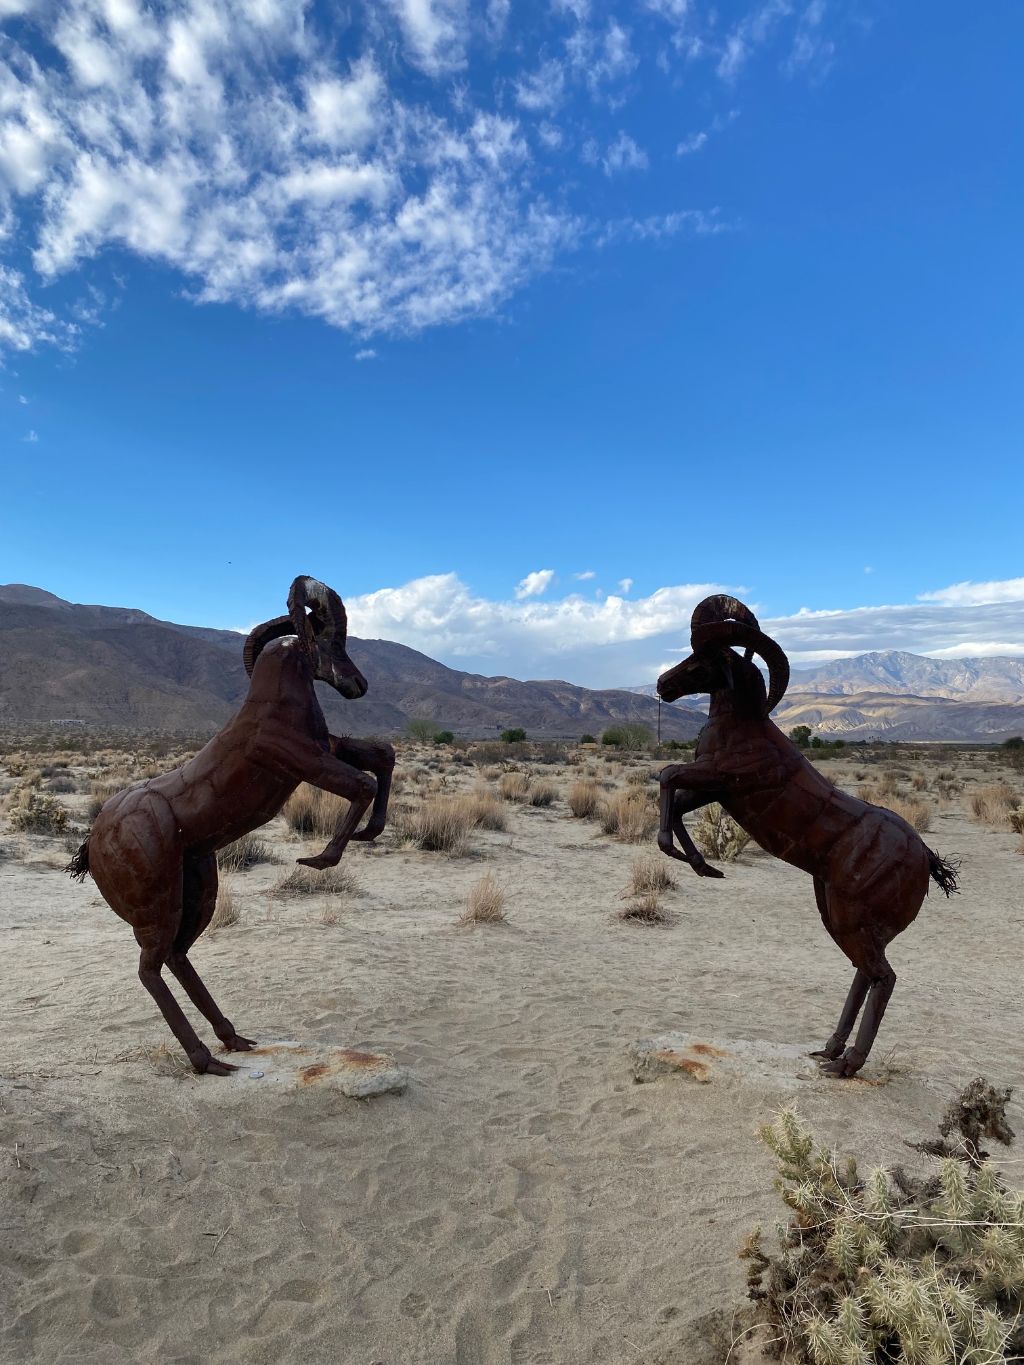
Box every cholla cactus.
[742,1081,1024,1362]
[7,785,69,835]
[694,802,751,861]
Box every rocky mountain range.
[0,585,702,740]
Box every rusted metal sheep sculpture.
[657,595,959,1077]
[66,576,394,1075]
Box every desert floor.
[2,743,1023,1364]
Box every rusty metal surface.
[66,577,396,1077]
[656,596,961,1078]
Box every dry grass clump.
[887,795,932,832]
[910,772,928,792]
[271,864,356,897]
[627,853,677,896]
[145,1042,193,1079]
[528,779,557,807]
[498,771,532,804]
[464,785,508,831]
[458,872,508,925]
[875,769,900,798]
[600,788,658,844]
[217,831,281,872]
[618,892,671,925]
[208,884,240,931]
[283,785,350,838]
[7,786,70,836]
[969,782,1020,830]
[694,804,750,861]
[567,778,601,818]
[392,793,475,855]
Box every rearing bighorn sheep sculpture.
[656,595,959,1078]
[66,576,395,1076]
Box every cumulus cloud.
[337,571,1024,686]
[515,568,556,599]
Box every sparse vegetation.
[392,793,475,855]
[626,853,676,897]
[789,725,812,748]
[406,716,442,742]
[499,771,532,804]
[970,782,1020,831]
[601,723,653,751]
[600,788,658,843]
[283,785,350,839]
[6,786,70,835]
[500,727,527,743]
[694,803,750,861]
[618,891,670,924]
[528,778,556,807]
[739,1080,1024,1363]
[272,864,356,897]
[208,883,240,931]
[567,777,601,818]
[217,832,280,872]
[458,872,507,925]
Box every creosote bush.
[458,873,507,925]
[694,803,750,861]
[740,1079,1024,1364]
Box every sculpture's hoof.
[818,1049,865,1079]
[192,1050,239,1077]
[693,862,725,880]
[296,854,338,870]
[809,1041,843,1062]
[222,1034,257,1052]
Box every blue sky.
[1,0,1021,686]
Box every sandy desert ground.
[2,741,1023,1364]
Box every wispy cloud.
[23,428,38,442]
[574,569,596,580]
[354,348,377,361]
[602,131,648,176]
[515,568,556,600]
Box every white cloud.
[515,568,556,599]
[336,571,1024,685]
[617,577,633,594]
[23,427,38,441]
[917,579,1024,607]
[514,59,565,112]
[573,569,596,580]
[386,0,469,76]
[597,208,728,246]
[676,130,708,155]
[354,347,377,361]
[602,131,648,176]
[17,392,27,402]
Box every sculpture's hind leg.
[165,853,256,1055]
[818,922,896,1079]
[809,877,870,1062]
[136,918,239,1077]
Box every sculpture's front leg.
[658,763,729,877]
[330,736,395,842]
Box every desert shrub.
[528,779,557,807]
[876,769,900,798]
[44,775,76,793]
[911,772,928,792]
[499,772,532,804]
[567,778,601,819]
[694,804,750,861]
[580,733,597,745]
[283,785,350,839]
[788,725,812,748]
[625,769,652,787]
[272,864,355,897]
[406,716,440,741]
[433,730,455,745]
[1008,806,1024,835]
[500,727,527,743]
[458,873,507,925]
[618,892,670,924]
[626,854,676,897]
[601,723,653,751]
[888,795,932,832]
[600,789,658,843]
[740,1080,1024,1364]
[217,832,280,872]
[7,787,69,835]
[463,786,507,831]
[209,884,239,931]
[970,782,1020,830]
[393,794,474,855]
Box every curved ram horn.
[690,619,790,715]
[242,616,294,677]
[287,575,347,652]
[689,595,761,636]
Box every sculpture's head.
[243,576,368,699]
[656,595,789,717]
